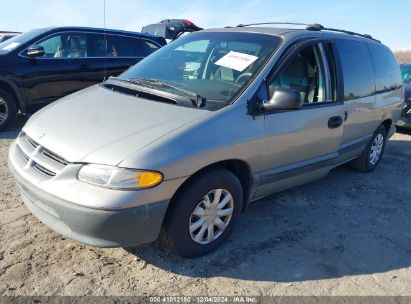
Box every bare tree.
[394,50,411,64]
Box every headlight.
[77,164,163,190]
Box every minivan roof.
[202,25,382,46]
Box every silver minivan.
[8,24,404,257]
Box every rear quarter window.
[90,34,160,58]
[368,44,402,93]
[335,39,375,101]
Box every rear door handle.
[328,116,343,129]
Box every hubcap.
[189,189,234,245]
[0,97,8,125]
[369,133,384,165]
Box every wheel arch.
[166,159,255,216]
[0,78,26,112]
[381,118,392,134]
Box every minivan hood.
[23,85,210,165]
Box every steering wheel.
[236,72,253,84]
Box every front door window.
[268,44,328,104]
[37,33,87,58]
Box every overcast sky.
[1,0,410,50]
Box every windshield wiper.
[105,76,203,108]
[129,78,206,108]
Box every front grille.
[34,163,56,177]
[42,149,68,166]
[21,149,30,162]
[26,136,39,149]
[16,132,69,178]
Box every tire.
[350,125,387,172]
[0,88,17,131]
[162,168,243,258]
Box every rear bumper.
[9,153,169,248]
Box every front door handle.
[328,116,343,129]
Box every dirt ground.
[0,115,410,296]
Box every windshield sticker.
[215,51,258,72]
[2,42,21,51]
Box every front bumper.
[7,136,178,248]
[9,160,169,247]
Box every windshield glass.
[401,65,411,82]
[119,32,281,106]
[0,29,45,54]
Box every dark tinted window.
[335,39,375,100]
[91,34,160,58]
[369,44,402,92]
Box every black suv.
[0,27,166,130]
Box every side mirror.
[261,88,303,111]
[27,45,45,58]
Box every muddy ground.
[0,115,410,296]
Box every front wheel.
[162,168,243,258]
[0,89,17,131]
[350,125,387,172]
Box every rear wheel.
[0,89,17,131]
[350,125,387,172]
[162,168,243,258]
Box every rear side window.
[335,39,375,101]
[368,44,402,93]
[91,34,160,58]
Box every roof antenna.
[103,0,107,80]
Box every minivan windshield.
[401,64,411,82]
[0,28,45,54]
[119,32,281,107]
